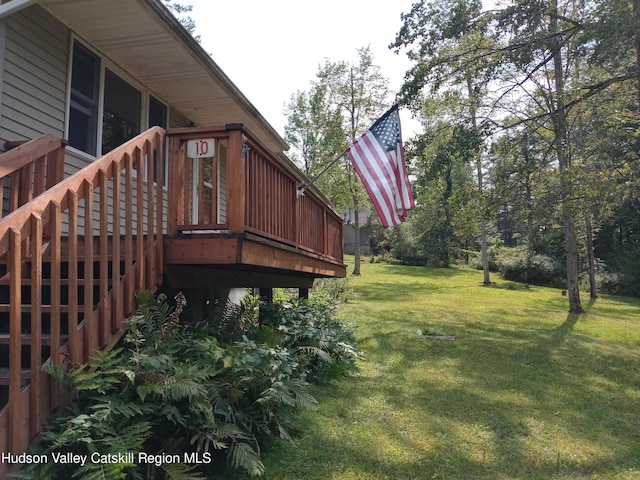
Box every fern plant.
[14,290,360,479]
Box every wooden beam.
[163,265,315,289]
[163,235,345,278]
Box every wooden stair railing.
[1,135,67,219]
[0,127,165,473]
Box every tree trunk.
[353,200,361,275]
[468,76,491,285]
[525,162,534,285]
[634,0,640,109]
[585,210,598,299]
[551,0,584,313]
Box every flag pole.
[296,147,348,198]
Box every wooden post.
[167,135,182,235]
[99,170,110,345]
[111,159,121,334]
[83,179,95,357]
[226,125,245,234]
[155,131,164,284]
[67,191,80,366]
[30,214,43,436]
[259,288,273,304]
[8,228,22,454]
[49,201,62,410]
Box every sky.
[189,0,421,142]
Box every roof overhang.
[34,0,289,153]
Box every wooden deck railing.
[0,127,165,461]
[167,125,343,262]
[1,135,66,219]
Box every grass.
[218,257,640,479]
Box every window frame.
[65,36,169,162]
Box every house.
[0,0,345,473]
[342,210,382,256]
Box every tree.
[285,47,391,275]
[316,47,391,275]
[163,1,200,41]
[284,87,344,181]
[410,120,477,266]
[392,0,496,284]
[394,0,640,309]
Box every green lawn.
[222,258,640,479]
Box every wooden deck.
[164,125,345,288]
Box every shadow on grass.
[215,279,640,479]
[279,314,640,479]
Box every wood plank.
[0,304,87,313]
[135,147,144,292]
[49,201,62,410]
[124,153,134,314]
[226,129,244,233]
[0,135,64,178]
[83,179,96,357]
[99,170,110,346]
[154,130,164,286]
[163,265,315,289]
[162,234,346,278]
[30,214,43,436]
[163,236,239,264]
[0,334,69,346]
[8,228,22,453]
[0,369,30,387]
[111,159,122,334]
[67,190,80,366]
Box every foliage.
[285,46,391,275]
[253,300,361,385]
[599,246,640,297]
[484,245,566,287]
[307,277,355,306]
[162,1,199,40]
[15,291,360,479]
[379,222,428,266]
[391,0,640,303]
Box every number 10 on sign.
[187,138,215,158]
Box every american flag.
[347,104,415,228]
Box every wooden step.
[0,276,106,286]
[0,368,31,386]
[0,333,68,345]
[0,304,87,313]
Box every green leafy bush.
[14,291,360,479]
[600,248,640,297]
[485,246,565,286]
[600,272,640,297]
[255,301,361,384]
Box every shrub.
[254,300,361,384]
[486,246,565,286]
[600,272,640,297]
[15,291,360,479]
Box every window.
[149,96,167,129]
[102,69,141,155]
[67,40,169,158]
[68,42,99,155]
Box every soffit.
[39,0,289,154]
